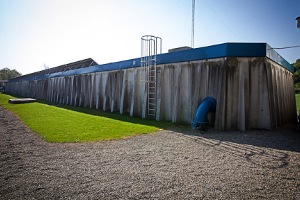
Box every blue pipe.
[192,96,216,129]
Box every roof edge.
[8,43,293,83]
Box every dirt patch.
[1,105,300,199]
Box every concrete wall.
[5,57,296,131]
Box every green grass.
[0,93,172,143]
[296,94,300,111]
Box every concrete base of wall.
[8,98,36,104]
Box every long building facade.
[5,43,297,131]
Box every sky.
[0,0,299,75]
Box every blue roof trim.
[156,43,268,65]
[266,44,294,73]
[9,43,293,83]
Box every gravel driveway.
[1,105,300,199]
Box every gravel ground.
[1,105,300,199]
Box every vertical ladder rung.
[141,35,162,118]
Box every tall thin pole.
[191,0,195,48]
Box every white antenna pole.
[191,0,195,48]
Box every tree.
[295,82,300,93]
[293,59,300,93]
[0,68,22,80]
[293,59,300,70]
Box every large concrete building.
[5,43,297,131]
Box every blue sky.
[0,0,299,75]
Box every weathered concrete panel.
[5,57,296,131]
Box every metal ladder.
[141,35,162,118]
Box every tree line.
[0,68,22,80]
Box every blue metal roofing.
[9,43,293,83]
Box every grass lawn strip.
[0,93,170,142]
[296,94,300,111]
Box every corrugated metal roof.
[10,58,97,82]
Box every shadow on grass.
[37,100,179,130]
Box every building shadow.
[169,126,300,169]
[38,100,300,170]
